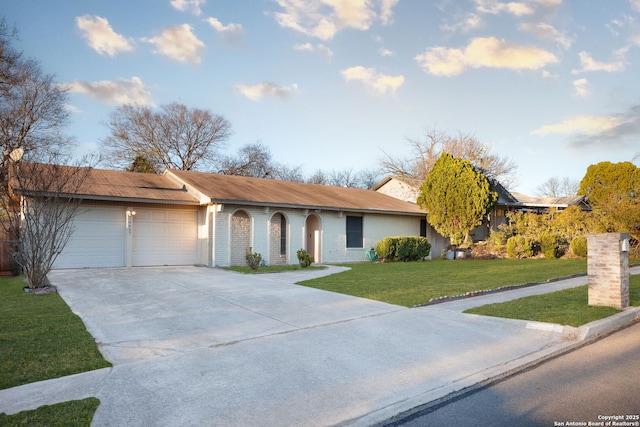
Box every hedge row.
[376,236,431,262]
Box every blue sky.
[4,0,640,194]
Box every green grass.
[225,265,327,274]
[0,398,99,426]
[0,276,111,391]
[297,258,589,307]
[464,274,640,327]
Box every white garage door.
[54,206,126,269]
[132,208,198,266]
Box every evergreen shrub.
[539,234,561,259]
[571,236,588,258]
[375,236,431,262]
[506,236,534,258]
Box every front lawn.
[297,258,589,307]
[0,398,99,427]
[0,276,111,390]
[464,274,640,327]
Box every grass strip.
[0,276,111,390]
[0,398,100,426]
[297,258,589,307]
[464,275,640,327]
[225,265,326,274]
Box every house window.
[280,214,287,256]
[346,216,363,248]
[420,219,427,238]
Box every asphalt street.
[385,321,640,427]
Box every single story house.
[12,164,428,269]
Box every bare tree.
[4,154,92,288]
[328,168,361,188]
[102,102,232,171]
[0,20,74,173]
[536,176,580,198]
[218,142,305,182]
[307,169,329,185]
[218,142,273,178]
[380,128,518,188]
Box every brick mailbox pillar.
[587,232,630,309]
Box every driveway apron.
[43,266,579,426]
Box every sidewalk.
[1,267,639,426]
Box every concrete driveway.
[32,266,603,426]
[49,266,401,365]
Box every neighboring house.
[373,176,589,253]
[12,164,428,269]
[509,193,590,213]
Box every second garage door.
[132,208,198,266]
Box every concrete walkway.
[1,266,639,426]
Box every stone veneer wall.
[587,232,629,309]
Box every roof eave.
[212,199,425,216]
[15,191,201,206]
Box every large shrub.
[506,236,534,258]
[376,236,431,262]
[539,234,561,259]
[571,236,588,258]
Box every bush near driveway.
[297,258,590,307]
[0,276,111,390]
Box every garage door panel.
[133,208,197,267]
[54,206,125,269]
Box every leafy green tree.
[578,161,640,241]
[417,152,498,246]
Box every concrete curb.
[576,305,640,340]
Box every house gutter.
[209,199,426,216]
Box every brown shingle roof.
[13,163,200,205]
[167,170,426,215]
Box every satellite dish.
[8,148,24,163]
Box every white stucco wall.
[210,204,424,267]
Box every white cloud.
[520,22,572,49]
[440,13,483,33]
[76,15,133,56]
[234,82,299,101]
[532,116,622,136]
[293,42,334,61]
[631,0,640,12]
[145,24,204,64]
[415,37,558,76]
[573,78,589,97]
[533,105,640,148]
[572,51,625,73]
[473,0,534,16]
[171,0,205,16]
[206,17,244,45]
[66,77,155,106]
[379,0,400,25]
[341,66,404,94]
[272,0,399,40]
[379,47,395,57]
[542,69,558,79]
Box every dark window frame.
[346,216,363,248]
[280,214,287,256]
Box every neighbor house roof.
[510,192,589,209]
[166,169,426,215]
[12,163,200,205]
